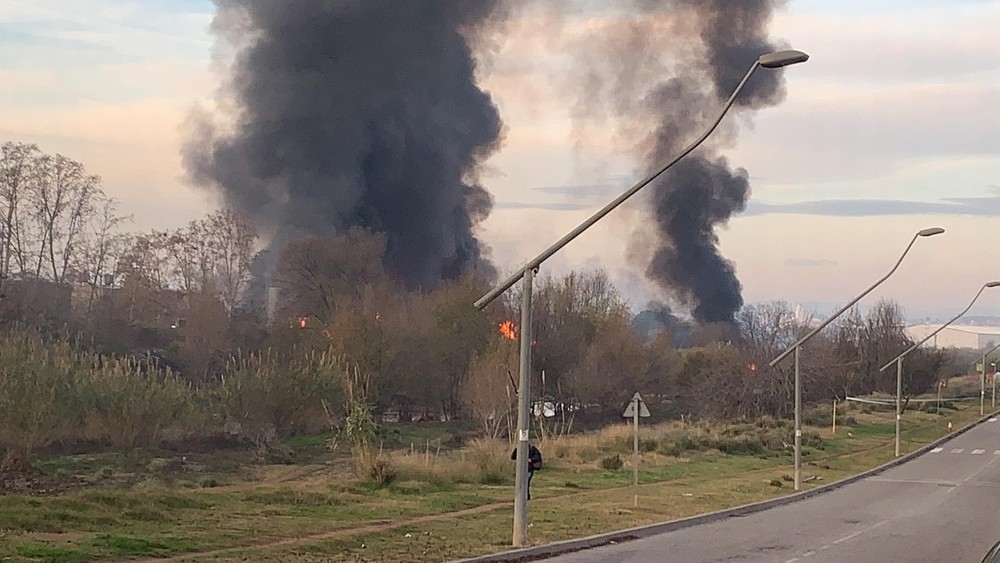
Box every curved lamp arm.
[879,280,1000,372]
[770,227,945,367]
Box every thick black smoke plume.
[184,0,507,290]
[567,0,788,323]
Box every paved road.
[545,417,1000,563]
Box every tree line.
[0,142,959,436]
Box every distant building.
[906,324,1000,349]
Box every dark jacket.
[511,444,543,472]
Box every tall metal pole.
[769,228,943,488]
[882,281,1000,452]
[512,267,534,547]
[633,395,639,508]
[895,357,903,457]
[473,51,810,548]
[794,345,802,491]
[977,344,1000,413]
[982,349,987,416]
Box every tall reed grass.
[0,330,347,470]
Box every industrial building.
[906,324,1000,349]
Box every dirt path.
[131,419,941,562]
[132,500,513,562]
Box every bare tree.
[736,301,800,363]
[115,232,173,324]
[275,228,389,324]
[29,154,101,282]
[461,343,517,438]
[0,142,40,281]
[566,311,647,414]
[80,196,131,314]
[205,209,257,314]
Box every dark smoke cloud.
[564,0,789,323]
[633,302,694,347]
[184,0,508,290]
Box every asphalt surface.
[544,417,1000,563]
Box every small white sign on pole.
[622,393,651,418]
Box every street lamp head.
[917,227,945,237]
[987,281,1000,288]
[758,50,810,69]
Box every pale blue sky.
[1,0,998,319]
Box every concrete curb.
[451,409,999,563]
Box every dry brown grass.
[391,438,512,485]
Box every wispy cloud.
[493,201,592,212]
[786,258,838,268]
[0,0,212,63]
[531,180,633,199]
[493,180,637,212]
[745,193,1000,217]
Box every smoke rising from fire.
[564,0,789,323]
[183,0,508,290]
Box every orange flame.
[498,320,517,341]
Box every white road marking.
[789,521,886,562]
[974,449,986,455]
[993,450,1000,455]
[951,448,965,453]
[989,417,997,422]
[868,478,957,486]
[931,447,944,453]
[833,531,864,545]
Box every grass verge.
[0,402,984,562]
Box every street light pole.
[981,342,1000,414]
[769,227,944,490]
[793,345,801,490]
[511,267,534,546]
[474,49,810,547]
[896,356,904,456]
[993,361,998,409]
[880,280,1000,456]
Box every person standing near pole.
[511,443,543,500]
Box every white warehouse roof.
[907,324,1000,349]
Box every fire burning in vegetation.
[498,320,517,341]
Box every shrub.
[78,357,194,449]
[216,349,344,449]
[466,439,510,485]
[600,454,623,470]
[639,439,657,452]
[717,436,766,456]
[801,404,832,427]
[368,455,397,486]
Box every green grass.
[0,402,986,562]
[15,543,92,563]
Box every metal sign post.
[623,393,650,508]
